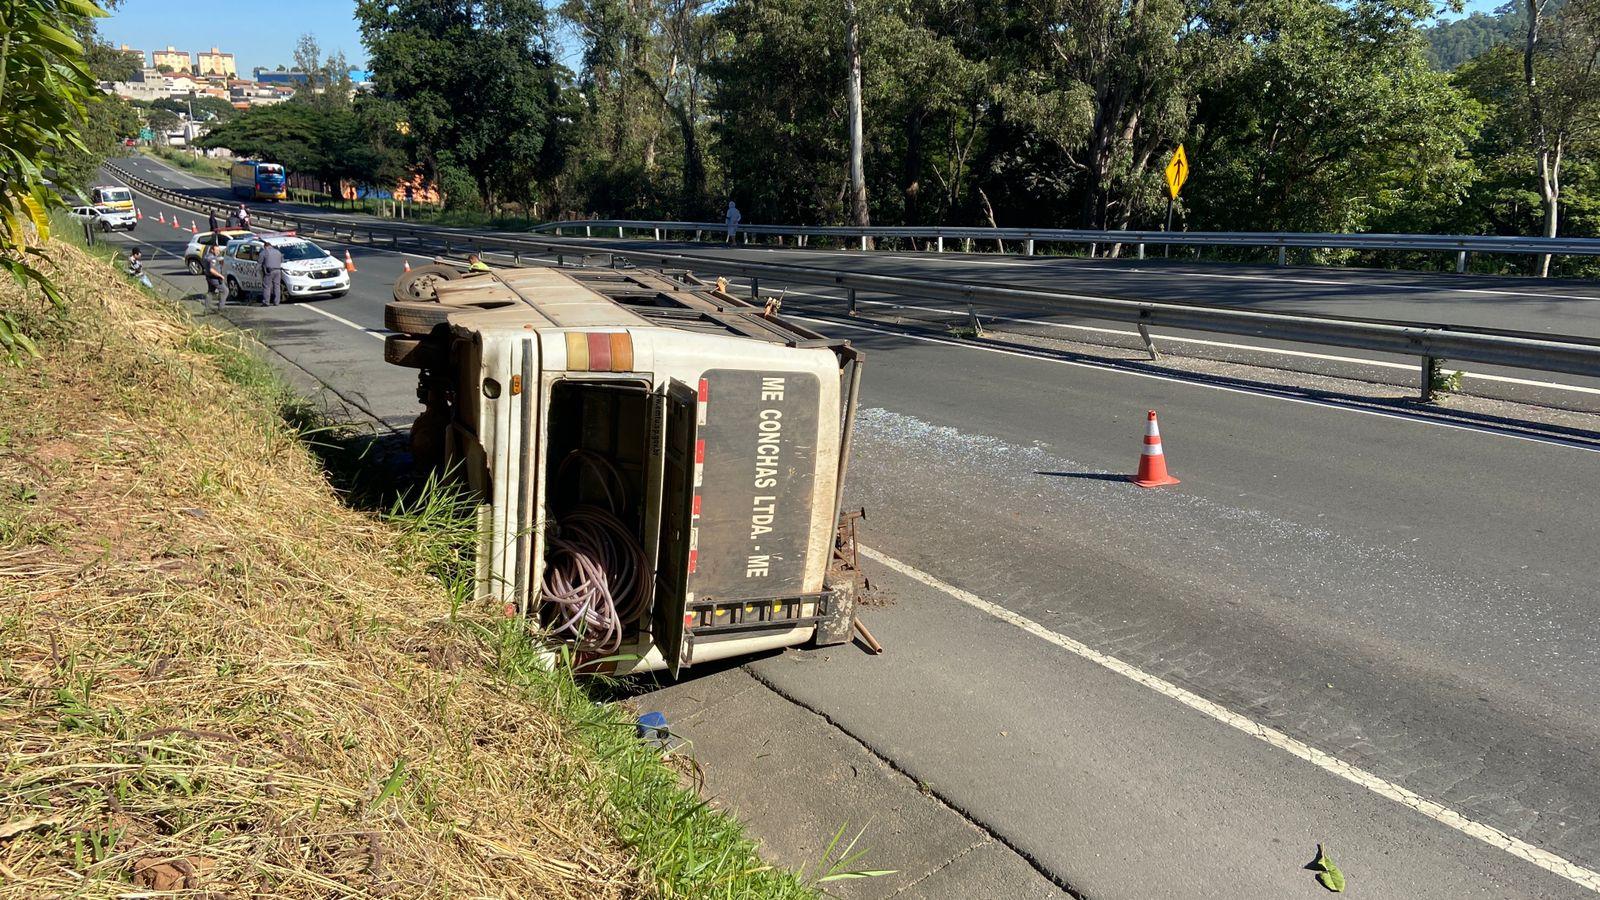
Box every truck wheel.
[384,334,439,368]
[384,300,452,336]
[392,264,461,303]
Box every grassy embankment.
[0,232,814,897]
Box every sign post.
[1163,144,1189,257]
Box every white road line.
[790,313,1600,453]
[302,305,390,341]
[857,544,1600,895]
[774,288,1600,396]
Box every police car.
[222,233,350,302]
[184,229,255,274]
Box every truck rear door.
[653,379,699,677]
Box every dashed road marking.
[858,544,1600,895]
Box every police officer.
[260,240,285,307]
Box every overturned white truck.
[384,262,865,675]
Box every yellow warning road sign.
[1164,144,1189,200]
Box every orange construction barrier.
[344,250,358,273]
[1131,410,1180,488]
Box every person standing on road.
[204,245,226,311]
[207,208,219,235]
[238,205,251,230]
[226,207,241,229]
[467,252,490,272]
[724,200,741,242]
[259,241,285,307]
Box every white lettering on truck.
[748,378,787,578]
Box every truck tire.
[392,264,461,303]
[384,300,451,336]
[384,334,439,368]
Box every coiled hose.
[540,451,653,653]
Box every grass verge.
[0,236,811,897]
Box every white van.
[385,265,865,675]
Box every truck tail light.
[564,332,633,372]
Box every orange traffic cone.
[344,250,358,273]
[136,209,143,221]
[157,211,165,224]
[1131,410,1180,488]
[403,259,411,272]
[171,216,180,230]
[190,220,198,233]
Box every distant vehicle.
[183,229,255,274]
[229,160,288,202]
[69,205,137,232]
[222,234,349,302]
[89,185,135,213]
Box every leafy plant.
[0,1,109,304]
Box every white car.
[222,234,350,302]
[184,229,255,274]
[69,205,137,232]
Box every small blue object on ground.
[637,711,669,740]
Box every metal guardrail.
[530,218,1600,273]
[107,163,1600,398]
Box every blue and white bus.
[230,160,287,201]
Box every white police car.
[222,234,350,302]
[184,229,255,274]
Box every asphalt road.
[100,158,1600,898]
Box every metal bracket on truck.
[383,262,866,675]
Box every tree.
[1189,0,1478,237]
[843,0,870,228]
[1521,0,1600,274]
[356,0,563,211]
[0,0,112,333]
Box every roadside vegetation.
[0,234,812,897]
[141,146,231,184]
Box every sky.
[102,0,369,75]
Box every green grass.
[1,233,820,897]
[141,145,231,183]
[386,474,817,898]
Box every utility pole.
[844,0,871,236]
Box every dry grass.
[0,240,655,897]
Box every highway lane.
[100,166,1600,897]
[119,153,1600,338]
[118,155,1600,402]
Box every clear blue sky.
[103,0,367,75]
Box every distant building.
[229,81,288,108]
[152,45,190,73]
[118,44,146,67]
[104,79,170,102]
[196,47,236,78]
[253,68,309,86]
